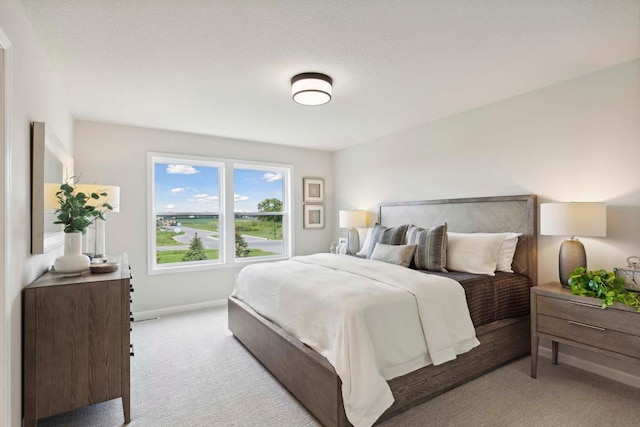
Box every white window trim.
[147,152,294,275]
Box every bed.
[228,194,537,426]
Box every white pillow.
[446,232,505,275]
[450,232,522,273]
[356,228,373,257]
[496,233,522,273]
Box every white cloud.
[262,172,283,182]
[166,164,199,175]
[165,204,176,210]
[170,187,186,193]
[188,194,219,204]
[234,194,249,201]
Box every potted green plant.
[568,267,640,312]
[53,182,113,273]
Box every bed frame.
[229,194,537,426]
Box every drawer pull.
[568,320,605,331]
[568,301,599,309]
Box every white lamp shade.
[540,202,606,237]
[44,183,62,211]
[339,210,367,228]
[74,184,121,213]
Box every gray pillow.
[406,223,448,272]
[366,224,409,258]
[370,243,416,268]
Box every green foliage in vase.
[568,267,640,312]
[53,182,114,234]
[183,233,208,262]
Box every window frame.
[232,162,292,264]
[147,152,293,275]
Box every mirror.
[31,121,73,254]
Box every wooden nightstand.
[23,253,133,426]
[530,282,640,378]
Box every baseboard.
[133,299,227,319]
[539,345,640,389]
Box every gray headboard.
[379,194,537,285]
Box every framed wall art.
[303,204,324,229]
[303,178,324,203]
[31,121,73,254]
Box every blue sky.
[154,163,283,213]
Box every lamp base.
[347,228,360,255]
[559,238,587,288]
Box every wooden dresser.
[23,252,133,426]
[530,282,640,378]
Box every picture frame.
[31,122,73,254]
[303,204,324,229]
[303,177,324,203]
[337,237,348,255]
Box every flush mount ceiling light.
[291,72,332,106]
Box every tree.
[257,198,283,240]
[183,232,207,261]
[235,231,250,258]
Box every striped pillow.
[406,223,448,272]
[366,224,409,258]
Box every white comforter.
[232,254,479,426]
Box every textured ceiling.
[22,0,640,151]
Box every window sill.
[147,256,290,276]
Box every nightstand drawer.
[537,295,640,336]
[537,314,640,359]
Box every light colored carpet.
[40,306,640,427]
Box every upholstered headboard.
[379,195,537,285]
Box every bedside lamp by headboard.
[339,210,367,255]
[540,202,606,287]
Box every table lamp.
[339,210,367,255]
[540,202,606,287]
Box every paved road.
[157,226,283,254]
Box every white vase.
[54,232,90,273]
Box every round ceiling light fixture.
[291,72,332,106]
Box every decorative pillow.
[356,228,373,257]
[370,243,416,268]
[446,232,505,275]
[366,224,409,258]
[406,224,448,272]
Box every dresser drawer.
[537,295,640,336]
[537,314,640,359]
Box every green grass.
[156,249,219,264]
[178,218,218,232]
[235,218,283,240]
[156,248,277,264]
[174,217,282,240]
[156,230,185,246]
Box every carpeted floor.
[40,306,640,427]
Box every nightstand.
[530,282,640,378]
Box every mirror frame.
[31,121,73,254]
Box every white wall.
[0,1,74,425]
[74,121,333,314]
[334,60,640,380]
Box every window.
[234,165,287,259]
[148,153,292,274]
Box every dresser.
[530,282,640,378]
[23,253,134,426]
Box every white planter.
[54,232,90,273]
